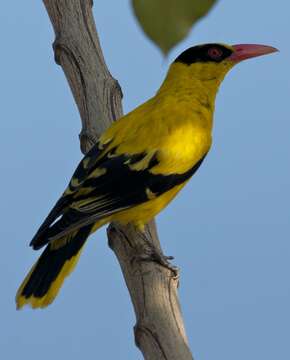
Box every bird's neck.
[157,63,224,103]
[156,63,225,130]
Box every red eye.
[208,47,223,60]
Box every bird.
[16,43,277,309]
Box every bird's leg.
[138,230,179,278]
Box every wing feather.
[44,151,207,242]
[30,141,108,249]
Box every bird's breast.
[151,121,212,175]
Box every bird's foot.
[138,243,179,278]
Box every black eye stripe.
[174,43,233,65]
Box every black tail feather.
[16,224,93,309]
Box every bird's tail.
[16,224,93,309]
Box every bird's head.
[161,43,278,95]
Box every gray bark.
[42,1,193,359]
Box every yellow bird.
[16,43,277,309]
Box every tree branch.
[43,1,193,359]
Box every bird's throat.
[157,68,218,132]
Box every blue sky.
[0,1,289,359]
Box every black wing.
[31,147,206,249]
[45,151,206,240]
[30,141,106,249]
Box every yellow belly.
[110,183,185,228]
[90,183,185,234]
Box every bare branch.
[43,1,193,359]
[44,0,122,153]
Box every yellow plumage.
[16,43,277,309]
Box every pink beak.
[229,44,278,62]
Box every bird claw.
[138,246,179,278]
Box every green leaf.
[132,0,217,55]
